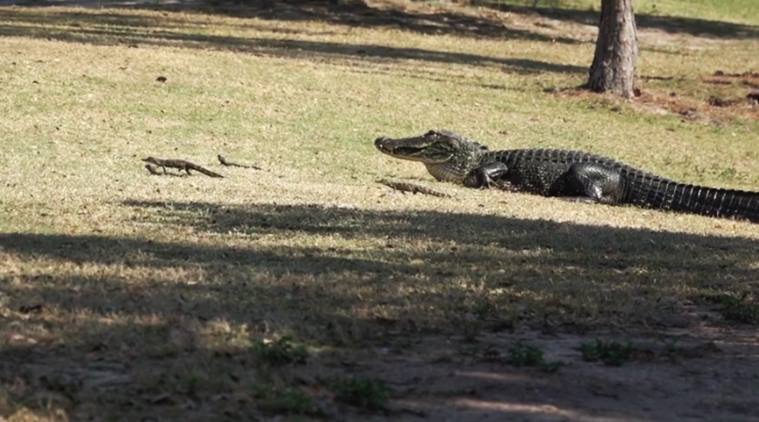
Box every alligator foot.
[464,162,509,188]
[566,163,624,204]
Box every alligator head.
[374,130,488,183]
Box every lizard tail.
[195,167,224,178]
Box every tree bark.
[587,0,638,98]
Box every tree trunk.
[587,0,638,98]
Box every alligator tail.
[626,176,759,222]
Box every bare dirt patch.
[639,73,759,123]
[5,323,759,421]
[380,327,759,421]
[554,71,759,124]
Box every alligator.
[375,130,759,222]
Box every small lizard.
[142,157,224,178]
[217,154,262,170]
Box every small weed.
[717,296,759,324]
[507,343,563,373]
[580,339,634,366]
[539,360,563,373]
[661,338,682,357]
[471,296,498,320]
[253,336,308,366]
[508,343,544,367]
[331,377,389,411]
[254,385,321,416]
[700,294,759,325]
[716,166,738,180]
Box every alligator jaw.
[375,130,490,183]
[374,135,438,162]
[374,131,462,164]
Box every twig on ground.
[218,154,263,170]
[377,179,451,198]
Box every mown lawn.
[0,0,757,420]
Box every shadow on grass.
[1,0,584,43]
[4,0,757,39]
[0,8,586,74]
[1,200,757,418]
[472,0,759,39]
[2,200,756,331]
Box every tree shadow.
[3,200,756,330]
[2,200,757,418]
[0,7,586,74]
[471,0,759,39]
[0,0,584,43]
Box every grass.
[484,0,759,25]
[580,339,634,366]
[719,298,759,324]
[254,385,322,416]
[508,342,563,372]
[706,294,759,324]
[508,343,545,367]
[331,377,390,410]
[254,337,309,366]
[0,0,757,419]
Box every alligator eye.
[425,130,438,137]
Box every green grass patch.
[580,339,634,366]
[719,298,759,325]
[507,343,562,372]
[254,385,322,416]
[253,337,308,366]
[704,295,759,325]
[508,342,545,367]
[330,377,390,411]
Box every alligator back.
[488,149,632,196]
[488,149,759,222]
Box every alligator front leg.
[463,162,509,188]
[565,163,624,204]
